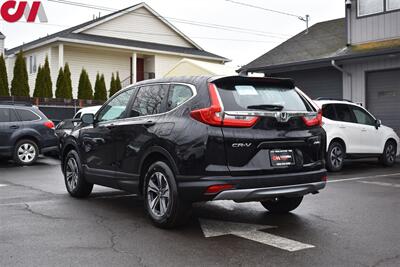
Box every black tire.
[326,142,345,172]
[143,161,191,228]
[13,139,39,166]
[63,150,93,198]
[260,196,303,214]
[380,140,397,167]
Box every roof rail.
[315,97,353,103]
[0,101,32,107]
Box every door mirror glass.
[81,113,94,125]
[375,119,382,128]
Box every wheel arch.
[14,135,41,151]
[329,138,347,154]
[138,146,179,195]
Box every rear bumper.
[213,181,326,202]
[177,169,327,202]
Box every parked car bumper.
[177,169,327,202]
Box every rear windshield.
[216,83,313,112]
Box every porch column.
[58,43,64,69]
[131,52,137,84]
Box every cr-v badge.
[232,143,252,148]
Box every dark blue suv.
[0,103,58,165]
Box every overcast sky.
[0,0,345,67]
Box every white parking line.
[328,173,400,183]
[358,181,400,188]
[0,184,8,188]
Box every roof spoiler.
[209,75,295,88]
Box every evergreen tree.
[109,73,117,97]
[94,73,107,101]
[0,54,9,96]
[77,69,93,100]
[115,72,122,92]
[55,67,65,98]
[11,51,30,97]
[63,63,73,99]
[42,56,53,98]
[33,66,45,97]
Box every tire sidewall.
[64,150,91,196]
[14,139,39,166]
[144,161,180,227]
[327,142,344,172]
[382,141,397,166]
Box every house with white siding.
[240,0,400,134]
[1,2,228,98]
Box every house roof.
[5,2,228,62]
[240,18,400,73]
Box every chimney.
[0,32,5,56]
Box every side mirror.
[375,119,382,129]
[81,113,95,125]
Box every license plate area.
[270,149,295,167]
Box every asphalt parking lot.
[0,158,399,267]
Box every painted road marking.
[200,219,314,252]
[0,184,8,188]
[328,173,400,183]
[359,181,400,188]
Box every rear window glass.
[216,83,312,112]
[16,109,40,121]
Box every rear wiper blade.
[247,104,284,111]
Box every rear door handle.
[10,125,19,129]
[144,121,156,127]
[361,129,367,132]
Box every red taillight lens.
[302,110,322,127]
[190,83,259,128]
[322,175,328,182]
[44,121,55,129]
[205,184,235,195]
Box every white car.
[73,105,102,119]
[314,99,400,172]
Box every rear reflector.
[190,83,259,128]
[44,121,55,129]
[302,110,322,127]
[322,175,328,182]
[205,184,235,195]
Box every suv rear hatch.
[192,76,325,176]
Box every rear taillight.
[190,83,259,128]
[44,121,55,129]
[205,184,235,195]
[302,110,322,127]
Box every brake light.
[190,83,259,128]
[205,184,235,195]
[302,110,322,127]
[44,121,55,129]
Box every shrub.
[55,67,65,98]
[109,73,117,97]
[11,50,30,97]
[0,53,9,96]
[42,56,53,98]
[94,73,107,101]
[33,66,45,97]
[63,63,73,99]
[77,69,93,100]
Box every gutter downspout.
[331,59,352,101]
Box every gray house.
[240,0,400,133]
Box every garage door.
[366,69,400,134]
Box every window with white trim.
[358,0,400,16]
[29,55,37,74]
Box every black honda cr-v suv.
[61,76,327,228]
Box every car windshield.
[215,82,312,112]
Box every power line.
[224,0,304,20]
[46,0,291,38]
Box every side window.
[350,106,376,126]
[0,108,12,122]
[334,104,356,123]
[130,85,168,117]
[167,84,193,111]
[16,109,40,121]
[97,88,135,122]
[322,104,337,121]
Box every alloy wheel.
[330,146,343,169]
[66,157,79,191]
[147,172,170,217]
[17,143,36,164]
[385,143,396,164]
